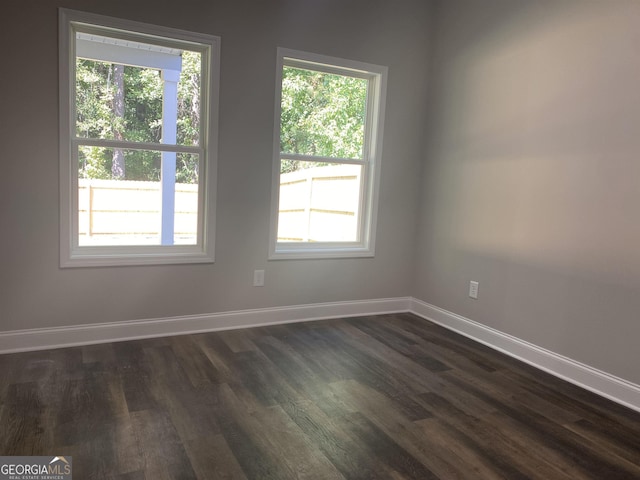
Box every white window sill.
[269,245,375,260]
[61,248,214,268]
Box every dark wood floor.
[1,313,639,479]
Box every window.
[270,48,387,259]
[59,9,219,267]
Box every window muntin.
[59,9,219,267]
[270,49,387,259]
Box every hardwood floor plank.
[330,379,475,479]
[416,418,511,480]
[444,371,640,479]
[217,329,259,353]
[190,334,235,384]
[111,414,145,475]
[278,327,356,383]
[392,314,502,372]
[341,411,440,480]
[250,404,344,479]
[214,383,297,480]
[130,408,198,480]
[0,313,638,479]
[279,398,393,480]
[504,367,640,431]
[415,391,576,480]
[346,316,451,373]
[253,334,337,399]
[54,373,113,445]
[483,410,593,480]
[319,325,434,420]
[230,349,304,407]
[1,382,46,455]
[169,336,223,387]
[113,342,157,413]
[82,342,117,365]
[564,417,640,467]
[116,471,146,480]
[144,346,222,440]
[184,434,248,480]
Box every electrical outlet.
[469,281,479,299]
[253,270,265,287]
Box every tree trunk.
[112,64,125,179]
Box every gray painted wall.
[415,0,640,384]
[0,0,430,330]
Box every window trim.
[59,8,220,267]
[269,48,388,260]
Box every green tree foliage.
[76,51,201,183]
[175,51,201,184]
[76,56,368,180]
[280,66,367,173]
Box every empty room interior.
[1,0,640,478]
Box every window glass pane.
[278,160,362,242]
[176,51,202,147]
[75,33,201,147]
[174,153,199,245]
[78,145,161,181]
[78,146,199,246]
[280,66,367,159]
[75,59,163,143]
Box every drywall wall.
[0,0,431,330]
[415,0,640,384]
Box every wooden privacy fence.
[78,179,198,244]
[78,165,361,244]
[278,164,361,242]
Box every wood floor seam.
[1,313,638,479]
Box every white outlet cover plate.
[253,270,265,287]
[469,281,479,299]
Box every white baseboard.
[0,297,412,354]
[1,295,638,413]
[411,298,640,413]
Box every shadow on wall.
[417,0,640,385]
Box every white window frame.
[59,9,220,267]
[269,48,387,260]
